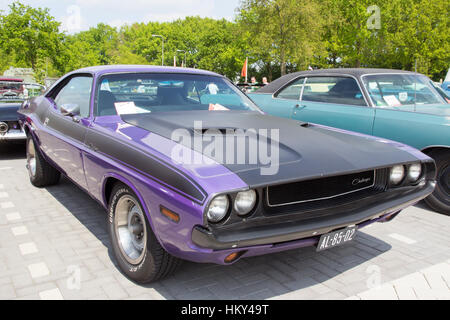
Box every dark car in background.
[0,80,45,142]
[0,78,25,100]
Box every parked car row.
[249,68,449,214]
[12,65,442,284]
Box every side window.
[54,76,93,118]
[276,78,305,100]
[302,77,366,106]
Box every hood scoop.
[193,127,240,135]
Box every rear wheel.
[108,183,181,283]
[424,150,450,215]
[26,135,60,187]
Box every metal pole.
[177,50,187,68]
[162,40,164,66]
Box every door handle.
[293,104,307,116]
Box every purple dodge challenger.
[18,65,436,283]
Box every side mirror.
[60,103,80,117]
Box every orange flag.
[241,57,248,82]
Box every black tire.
[26,135,60,187]
[424,150,450,215]
[108,183,182,283]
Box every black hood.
[122,111,421,187]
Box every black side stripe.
[86,128,207,204]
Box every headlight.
[390,165,405,185]
[408,163,422,182]
[206,195,229,223]
[234,190,257,216]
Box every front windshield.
[0,82,22,90]
[362,74,445,107]
[96,73,261,116]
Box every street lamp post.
[152,34,165,66]
[176,50,186,67]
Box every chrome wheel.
[114,195,147,265]
[27,138,36,178]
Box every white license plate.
[316,226,357,252]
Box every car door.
[40,75,93,190]
[250,77,306,119]
[291,76,375,135]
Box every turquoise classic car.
[249,68,450,214]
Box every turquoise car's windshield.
[362,74,445,108]
[96,73,261,116]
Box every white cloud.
[75,0,216,23]
[0,0,237,31]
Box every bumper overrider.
[191,176,435,263]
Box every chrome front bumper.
[0,129,26,141]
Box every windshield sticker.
[114,101,150,115]
[208,103,229,111]
[100,79,111,91]
[398,92,408,102]
[383,95,402,107]
[368,82,378,90]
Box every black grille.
[267,170,382,207]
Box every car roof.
[256,68,421,94]
[71,65,222,77]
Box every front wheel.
[108,183,181,283]
[424,150,450,215]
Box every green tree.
[0,1,63,72]
[237,0,324,76]
[321,0,449,79]
[120,17,247,79]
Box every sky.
[0,0,241,33]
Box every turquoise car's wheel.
[107,182,182,283]
[424,150,450,215]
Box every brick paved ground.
[0,142,449,300]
